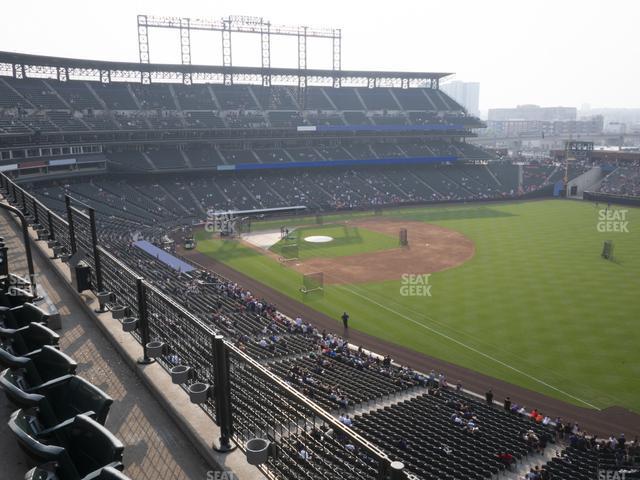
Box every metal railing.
[0,172,396,479]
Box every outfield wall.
[584,191,640,207]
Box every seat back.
[9,323,59,355]
[25,463,127,480]
[0,305,11,324]
[32,345,77,382]
[43,376,113,426]
[82,466,131,480]
[63,415,125,478]
[11,302,50,328]
[0,287,34,307]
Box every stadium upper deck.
[0,51,483,144]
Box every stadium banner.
[315,124,467,132]
[75,154,107,163]
[49,158,77,166]
[0,164,19,172]
[217,164,236,171]
[296,125,317,132]
[234,155,457,171]
[18,160,47,169]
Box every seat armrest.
[0,348,31,368]
[29,374,75,394]
[37,414,86,437]
[0,369,45,406]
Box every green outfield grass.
[270,224,398,260]
[195,200,640,413]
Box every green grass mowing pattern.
[195,200,640,412]
[269,224,398,260]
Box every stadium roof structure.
[0,51,452,89]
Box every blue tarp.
[316,124,467,132]
[553,180,564,197]
[133,240,195,273]
[234,156,457,171]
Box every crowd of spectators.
[598,161,640,197]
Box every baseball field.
[190,199,640,414]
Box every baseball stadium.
[0,9,639,480]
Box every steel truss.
[136,14,341,88]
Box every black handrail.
[0,201,38,296]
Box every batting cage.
[278,243,300,263]
[301,272,324,294]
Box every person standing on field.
[341,312,349,329]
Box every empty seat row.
[0,277,132,480]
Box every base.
[213,438,238,453]
[137,356,156,365]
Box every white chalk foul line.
[336,283,601,410]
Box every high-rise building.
[441,81,480,117]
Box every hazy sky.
[1,0,638,111]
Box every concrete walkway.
[0,211,212,480]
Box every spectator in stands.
[485,388,493,405]
[554,418,564,440]
[339,414,353,427]
[465,420,479,435]
[504,396,511,412]
[397,437,408,451]
[524,429,540,453]
[496,452,514,470]
[619,433,626,449]
[298,445,312,461]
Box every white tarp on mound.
[241,229,291,250]
[304,235,333,243]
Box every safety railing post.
[64,195,77,254]
[47,211,54,241]
[136,278,154,365]
[88,208,103,292]
[32,197,39,225]
[213,335,235,452]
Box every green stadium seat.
[9,413,124,479]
